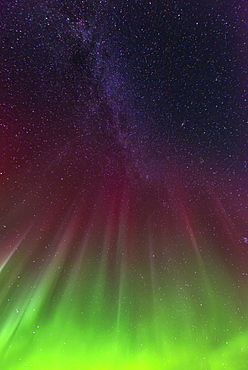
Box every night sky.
[0,1,248,369]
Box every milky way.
[0,1,247,369]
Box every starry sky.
[0,1,248,369]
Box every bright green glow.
[0,251,247,369]
[1,322,248,369]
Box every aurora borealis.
[0,0,247,369]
